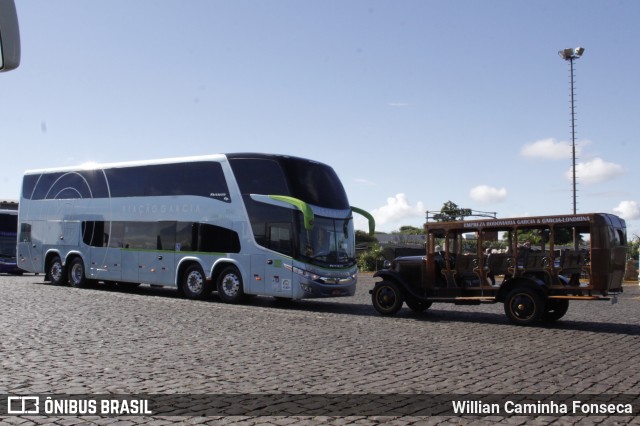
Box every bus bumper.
[295,273,357,298]
[298,280,356,298]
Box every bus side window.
[198,223,241,254]
[82,221,106,247]
[107,222,125,248]
[268,223,292,256]
[158,222,176,251]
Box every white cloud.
[613,201,640,220]
[567,157,626,184]
[521,138,573,160]
[520,138,591,161]
[469,185,507,203]
[371,193,425,227]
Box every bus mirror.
[250,194,315,231]
[351,206,375,236]
[269,195,314,230]
[0,0,21,72]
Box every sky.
[1,0,639,236]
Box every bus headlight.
[284,263,353,284]
[284,263,320,281]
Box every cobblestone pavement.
[0,273,639,425]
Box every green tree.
[355,229,377,245]
[628,234,640,260]
[357,243,385,272]
[436,201,472,222]
[395,225,423,235]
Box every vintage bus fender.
[372,269,423,300]
[495,276,548,303]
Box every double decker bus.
[371,213,627,325]
[18,153,374,302]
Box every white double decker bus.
[18,153,374,302]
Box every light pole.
[558,47,584,215]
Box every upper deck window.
[229,156,349,209]
[22,162,230,202]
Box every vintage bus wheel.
[405,297,432,312]
[182,264,211,300]
[217,266,245,303]
[543,299,569,322]
[371,281,404,315]
[68,258,88,288]
[504,287,544,325]
[48,255,67,285]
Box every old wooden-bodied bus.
[371,213,627,325]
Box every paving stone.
[0,275,638,425]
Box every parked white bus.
[18,153,374,302]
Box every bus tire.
[504,287,545,325]
[68,257,88,288]
[48,255,67,285]
[371,280,404,316]
[405,297,432,312]
[543,299,569,322]
[217,266,245,304]
[181,264,211,300]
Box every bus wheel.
[504,287,544,325]
[371,281,404,316]
[68,258,88,288]
[48,255,67,285]
[182,264,211,300]
[217,266,245,304]
[543,299,569,322]
[405,297,432,312]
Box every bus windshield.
[297,215,356,268]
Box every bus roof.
[23,154,228,175]
[22,153,331,175]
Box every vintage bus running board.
[426,297,497,305]
[548,295,611,301]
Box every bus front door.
[266,256,293,297]
[249,254,293,298]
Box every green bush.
[357,243,385,272]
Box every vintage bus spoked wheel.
[504,287,544,325]
[182,265,210,300]
[48,256,67,285]
[371,281,404,315]
[217,266,245,304]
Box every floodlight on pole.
[558,46,584,215]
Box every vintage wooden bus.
[370,213,627,325]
